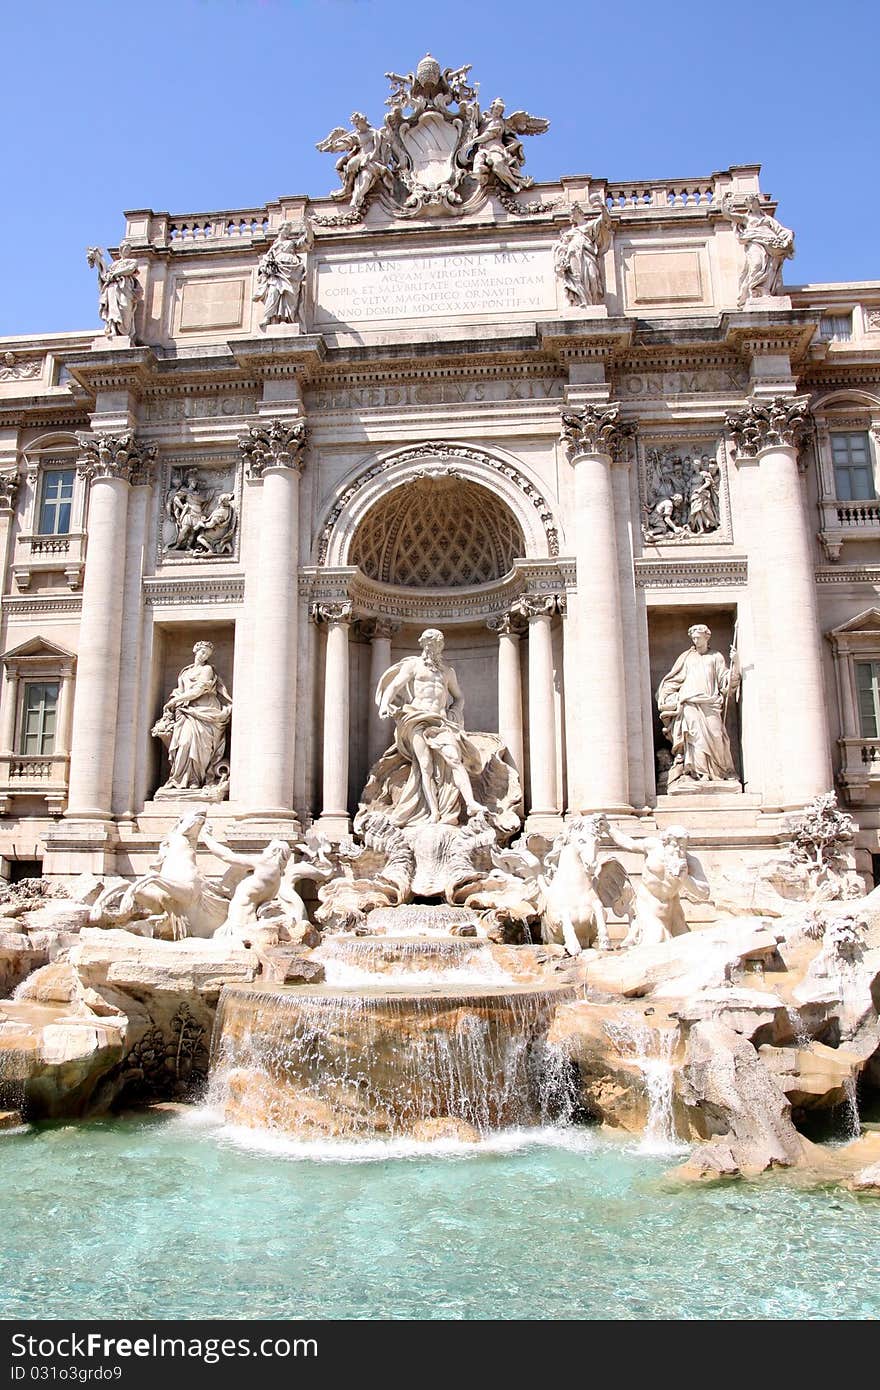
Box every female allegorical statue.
[656,623,740,790]
[152,640,233,799]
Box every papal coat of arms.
[316,54,550,222]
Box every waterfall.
[603,1017,685,1155]
[785,1006,810,1048]
[842,1074,861,1140]
[316,936,513,988]
[209,982,576,1140]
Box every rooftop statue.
[253,220,313,328]
[316,55,549,221]
[86,242,143,340]
[721,193,795,305]
[553,197,614,307]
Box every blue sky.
[2,0,877,335]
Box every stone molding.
[238,418,307,480]
[316,441,562,566]
[486,611,527,636]
[143,576,245,607]
[560,404,636,461]
[815,566,880,585]
[75,431,157,484]
[0,595,83,616]
[634,557,748,589]
[725,396,813,459]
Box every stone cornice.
[229,335,327,382]
[65,346,158,401]
[721,311,817,365]
[239,418,308,479]
[537,318,634,366]
[725,396,813,459]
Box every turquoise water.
[2,1110,879,1320]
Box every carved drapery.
[239,418,307,480]
[560,405,635,460]
[726,397,813,459]
[75,431,157,484]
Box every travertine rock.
[582,920,779,998]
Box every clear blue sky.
[2,0,877,336]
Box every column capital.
[509,593,565,621]
[239,417,307,480]
[487,610,527,637]
[726,395,813,460]
[311,600,353,627]
[561,404,635,461]
[358,616,400,640]
[75,431,156,484]
[0,470,20,512]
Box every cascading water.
[209,981,577,1140]
[842,1074,861,1140]
[316,935,514,988]
[602,1017,685,1155]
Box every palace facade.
[1,58,879,886]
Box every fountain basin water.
[210,981,576,1140]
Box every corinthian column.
[561,405,634,811]
[727,397,831,805]
[487,611,525,777]
[314,602,353,838]
[511,594,559,824]
[239,419,306,819]
[366,619,398,770]
[66,432,156,819]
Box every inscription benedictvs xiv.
[316,247,556,324]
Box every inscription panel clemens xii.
[315,246,557,325]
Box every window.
[856,661,880,738]
[20,681,59,755]
[38,467,74,535]
[819,314,853,343]
[832,431,874,501]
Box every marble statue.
[656,624,740,789]
[152,641,233,799]
[253,221,313,328]
[468,98,549,193]
[370,628,520,832]
[540,816,632,955]
[642,449,721,542]
[553,198,613,307]
[317,113,394,216]
[89,807,228,939]
[86,243,142,340]
[605,823,710,947]
[721,194,795,305]
[199,829,292,942]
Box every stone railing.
[604,177,720,211]
[835,499,880,527]
[0,752,69,815]
[13,533,85,591]
[168,213,271,243]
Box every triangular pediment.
[1,636,76,663]
[829,608,880,638]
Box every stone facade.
[1,58,879,886]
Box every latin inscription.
[308,378,565,411]
[315,248,556,324]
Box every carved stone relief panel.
[158,457,241,564]
[638,437,731,546]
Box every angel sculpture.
[86,242,142,340]
[467,98,549,193]
[317,113,395,216]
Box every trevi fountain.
[1,54,880,1320]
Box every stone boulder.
[582,920,780,999]
[0,931,49,998]
[676,1019,807,1177]
[757,1040,862,1110]
[0,999,125,1118]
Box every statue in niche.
[467,98,549,193]
[253,220,313,328]
[553,198,613,307]
[721,194,795,305]
[604,823,711,947]
[642,448,720,542]
[317,113,394,216]
[86,242,142,340]
[152,640,233,800]
[656,624,740,791]
[366,628,520,833]
[165,469,237,557]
